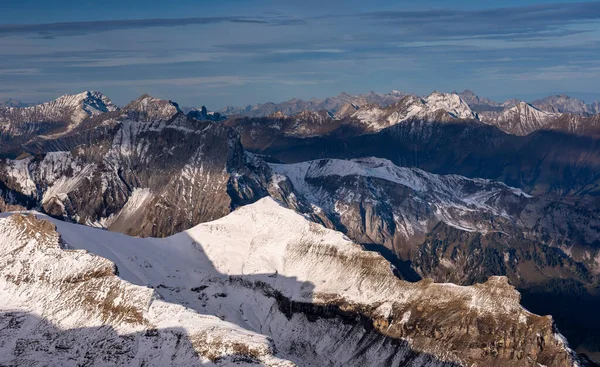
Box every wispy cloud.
[0,15,304,38]
[0,68,39,75]
[361,2,600,42]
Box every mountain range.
[0,89,599,365]
[219,89,600,119]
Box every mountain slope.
[250,118,600,196]
[480,102,558,136]
[269,157,599,266]
[267,157,600,359]
[0,94,270,237]
[0,199,583,366]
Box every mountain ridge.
[0,198,585,366]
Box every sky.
[1,0,600,109]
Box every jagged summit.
[185,105,227,121]
[123,94,182,121]
[479,101,557,135]
[532,94,596,116]
[424,91,477,120]
[348,91,477,132]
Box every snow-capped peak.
[424,91,477,120]
[488,101,558,135]
[54,90,119,117]
[349,92,478,132]
[0,90,119,128]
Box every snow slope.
[0,198,580,366]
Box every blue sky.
[1,0,600,108]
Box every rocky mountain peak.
[124,94,182,121]
[425,91,477,120]
[532,94,594,116]
[335,102,361,118]
[266,111,287,119]
[457,89,501,109]
[294,109,333,120]
[185,105,226,121]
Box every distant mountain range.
[218,89,600,118]
[0,99,33,108]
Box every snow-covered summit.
[349,92,477,132]
[54,90,119,118]
[424,91,478,120]
[482,101,558,136]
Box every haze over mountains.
[0,88,599,366]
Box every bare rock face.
[0,94,270,237]
[0,201,584,366]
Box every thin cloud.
[0,16,304,38]
[0,68,39,75]
[361,2,600,41]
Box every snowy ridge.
[269,157,531,235]
[0,213,293,366]
[0,91,117,125]
[219,90,408,117]
[0,198,579,366]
